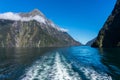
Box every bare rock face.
[19,9,45,17]
[92,0,120,48]
[0,9,80,47]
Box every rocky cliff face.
[92,0,120,48]
[0,9,80,47]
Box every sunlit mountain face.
[0,9,80,47]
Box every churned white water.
[21,52,112,80]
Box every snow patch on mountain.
[0,11,67,32]
[0,12,46,23]
[49,22,68,32]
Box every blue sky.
[0,0,117,44]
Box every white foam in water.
[79,66,112,80]
[21,54,54,80]
[21,52,112,80]
[51,52,71,80]
[50,52,81,80]
[21,52,81,80]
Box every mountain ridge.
[0,9,81,47]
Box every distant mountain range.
[92,0,120,48]
[0,9,80,47]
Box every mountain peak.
[0,9,67,32]
[31,9,41,13]
[19,9,45,17]
[30,9,45,17]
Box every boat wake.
[20,52,112,80]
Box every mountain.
[0,9,80,47]
[86,38,96,46]
[92,0,120,48]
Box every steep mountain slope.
[86,38,96,46]
[92,0,120,48]
[0,9,80,47]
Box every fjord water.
[0,46,120,80]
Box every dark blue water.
[0,46,120,80]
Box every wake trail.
[49,52,81,80]
[20,52,112,80]
[21,53,55,80]
[21,52,81,80]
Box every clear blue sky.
[0,0,117,44]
